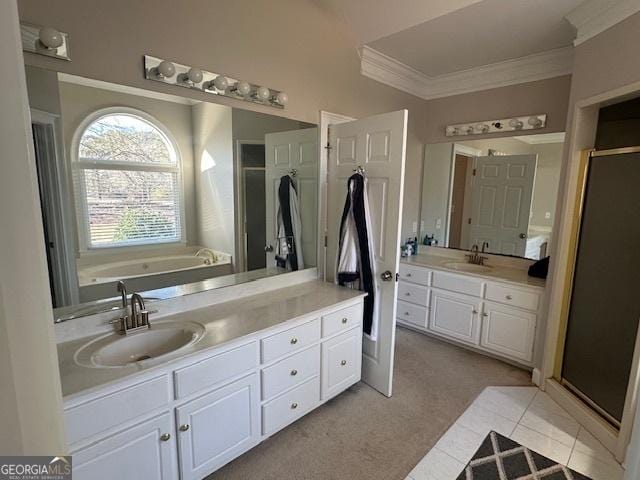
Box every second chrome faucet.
[113,281,151,334]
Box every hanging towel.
[336,173,378,339]
[275,175,304,271]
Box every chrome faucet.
[465,244,488,266]
[195,248,216,265]
[110,281,151,334]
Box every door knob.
[519,233,527,239]
[381,270,393,281]
[264,244,274,252]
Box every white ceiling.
[366,0,583,76]
[322,0,484,45]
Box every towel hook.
[353,165,366,176]
[289,168,297,177]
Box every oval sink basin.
[443,262,493,273]
[75,321,205,368]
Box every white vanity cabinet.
[65,298,364,480]
[396,262,542,366]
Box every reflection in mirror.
[420,133,565,260]
[24,66,318,320]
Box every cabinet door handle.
[342,317,348,324]
[472,309,478,315]
[341,360,347,366]
[506,295,513,300]
[290,369,298,376]
[179,424,190,432]
[290,338,298,345]
[160,433,171,441]
[482,312,488,317]
[291,402,298,409]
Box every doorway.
[239,142,267,271]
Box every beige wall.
[57,82,199,249]
[18,0,430,241]
[422,76,572,144]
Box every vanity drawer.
[399,263,430,285]
[174,342,258,399]
[486,283,540,311]
[262,376,320,436]
[432,270,484,297]
[396,300,428,329]
[321,303,362,338]
[65,374,170,446]
[398,281,429,306]
[261,345,320,400]
[261,318,320,364]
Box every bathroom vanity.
[396,252,545,367]
[57,280,365,480]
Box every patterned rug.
[456,431,593,480]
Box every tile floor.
[406,387,626,480]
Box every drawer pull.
[482,312,488,317]
[506,295,513,300]
[406,273,412,277]
[404,311,410,316]
[290,338,298,345]
[472,309,478,314]
[341,360,347,366]
[291,402,298,410]
[290,369,298,376]
[160,433,171,441]
[342,317,348,324]
[179,424,190,432]
[405,292,411,296]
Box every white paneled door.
[326,110,408,397]
[468,154,537,256]
[265,128,318,269]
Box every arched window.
[73,108,184,249]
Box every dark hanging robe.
[335,173,378,338]
[275,175,304,271]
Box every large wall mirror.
[25,66,318,321]
[419,133,565,260]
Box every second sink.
[443,262,493,273]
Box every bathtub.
[78,251,233,303]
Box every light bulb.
[38,27,63,49]
[235,80,251,96]
[255,86,270,101]
[213,75,228,90]
[509,119,524,129]
[187,67,203,84]
[157,60,176,79]
[275,92,289,105]
[528,116,543,128]
[476,124,490,133]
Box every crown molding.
[567,0,640,46]
[514,132,566,144]
[360,45,574,101]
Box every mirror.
[419,133,565,260]
[25,66,318,321]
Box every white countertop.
[401,253,546,289]
[57,280,365,399]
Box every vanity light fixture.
[178,67,204,86]
[445,114,547,137]
[144,55,287,109]
[20,22,71,61]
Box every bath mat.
[456,431,593,479]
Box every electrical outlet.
[545,212,551,219]
[435,218,442,229]
[412,221,418,233]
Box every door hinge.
[472,168,477,176]
[324,142,332,150]
[395,273,399,282]
[324,235,328,248]
[467,218,472,225]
